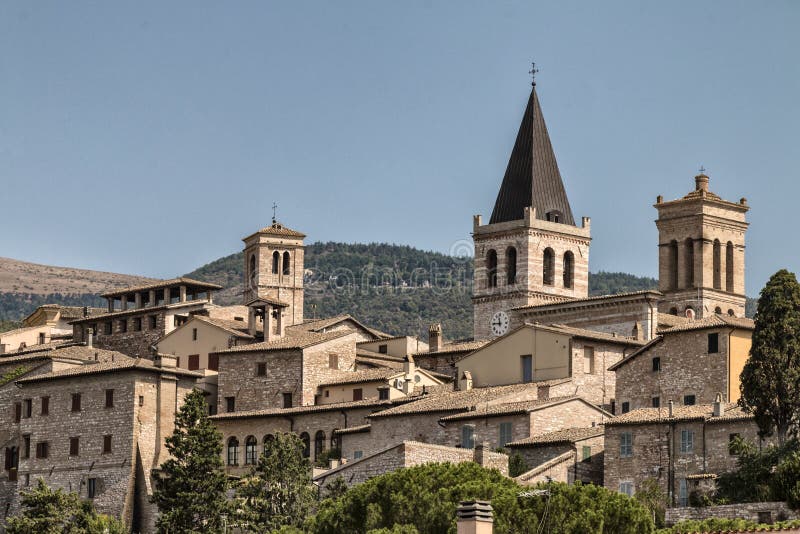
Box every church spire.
[489,80,575,226]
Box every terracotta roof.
[289,314,389,339]
[70,301,209,323]
[438,396,605,423]
[515,451,574,483]
[356,355,404,371]
[657,314,754,334]
[605,403,753,427]
[657,313,690,328]
[356,334,418,345]
[413,339,490,357]
[0,341,78,356]
[212,330,353,354]
[247,221,306,239]
[210,397,407,420]
[333,424,371,435]
[540,323,645,346]
[607,337,664,371]
[0,325,48,339]
[17,357,203,384]
[245,296,289,308]
[318,368,401,387]
[101,277,222,298]
[506,426,604,448]
[514,290,662,312]
[369,382,540,419]
[0,344,127,365]
[24,304,106,323]
[192,315,254,339]
[489,86,575,226]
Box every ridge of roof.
[607,337,665,371]
[438,395,583,422]
[210,397,411,420]
[657,314,754,334]
[16,357,203,384]
[605,403,752,426]
[244,221,306,240]
[506,426,605,448]
[212,330,354,354]
[490,86,575,226]
[101,277,222,298]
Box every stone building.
[71,278,222,358]
[507,426,605,486]
[655,173,749,318]
[472,82,591,340]
[23,305,106,338]
[156,311,254,371]
[610,314,754,412]
[603,400,768,507]
[2,352,201,532]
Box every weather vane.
[529,62,539,87]
[272,202,278,224]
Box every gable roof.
[211,330,353,354]
[490,86,575,226]
[438,396,610,423]
[657,314,754,334]
[607,337,664,371]
[288,314,389,340]
[412,339,490,357]
[605,403,752,426]
[506,426,605,448]
[210,397,411,420]
[101,277,222,298]
[244,221,306,240]
[16,357,203,384]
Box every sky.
[1,1,798,296]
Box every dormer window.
[546,210,562,223]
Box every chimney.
[473,441,490,466]
[428,323,443,352]
[86,328,93,348]
[695,173,709,192]
[402,355,416,395]
[713,392,724,417]
[668,400,674,418]
[82,306,89,318]
[155,354,178,369]
[456,501,494,534]
[461,370,473,391]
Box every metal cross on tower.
[529,62,539,87]
[272,202,278,224]
[699,165,706,174]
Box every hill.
[0,244,756,338]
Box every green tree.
[5,478,127,533]
[740,269,800,444]
[635,478,667,528]
[309,462,653,534]
[507,452,529,478]
[234,432,317,532]
[152,388,228,533]
[322,476,349,501]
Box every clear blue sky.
[2,1,798,296]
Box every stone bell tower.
[472,80,591,340]
[655,172,749,318]
[242,221,305,338]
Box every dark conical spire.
[489,86,575,226]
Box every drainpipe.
[284,416,295,432]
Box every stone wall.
[442,413,530,450]
[568,339,628,410]
[301,334,358,406]
[665,501,799,526]
[216,348,303,413]
[513,434,604,486]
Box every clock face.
[490,311,510,336]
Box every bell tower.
[472,79,591,340]
[242,221,305,333]
[655,172,749,318]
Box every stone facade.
[665,501,799,526]
[655,174,749,318]
[314,441,508,489]
[511,434,604,486]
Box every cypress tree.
[152,388,228,533]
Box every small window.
[583,347,595,374]
[192,328,198,341]
[683,395,696,406]
[708,333,719,354]
[324,390,330,397]
[41,396,49,416]
[378,388,389,400]
[499,422,513,447]
[678,478,689,506]
[283,393,292,408]
[461,425,475,449]
[283,251,291,276]
[139,395,144,407]
[208,353,219,371]
[103,435,112,454]
[188,354,200,371]
[226,397,235,413]
[621,401,630,414]
[652,357,661,372]
[23,399,32,419]
[329,354,339,369]
[543,248,555,286]
[104,322,112,335]
[35,442,49,459]
[582,445,592,462]
[87,478,97,499]
[69,437,79,456]
[620,432,633,458]
[22,435,30,458]
[149,315,157,329]
[119,319,127,333]
[256,362,267,376]
[72,393,82,412]
[652,397,660,408]
[378,344,388,354]
[619,481,634,496]
[227,437,239,466]
[521,355,533,383]
[272,251,280,274]
[105,389,114,408]
[354,450,363,460]
[680,429,694,453]
[14,403,21,423]
[353,388,363,401]
[133,318,142,332]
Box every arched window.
[249,254,256,285]
[669,307,678,316]
[486,250,498,288]
[563,251,574,289]
[272,251,280,274]
[726,242,734,292]
[314,430,326,459]
[330,430,340,451]
[684,238,694,288]
[715,307,722,314]
[543,248,555,286]
[263,434,274,455]
[506,247,517,286]
[227,437,239,466]
[299,432,310,458]
[668,240,679,290]
[728,309,735,316]
[245,436,258,465]
[283,251,291,276]
[713,240,721,289]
